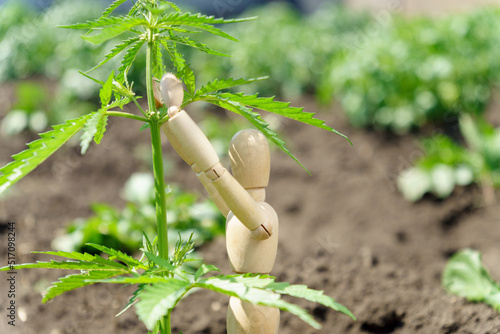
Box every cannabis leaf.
[192,77,267,98]
[86,243,146,269]
[0,113,92,194]
[80,72,119,154]
[190,91,349,172]
[64,16,146,44]
[88,37,141,73]
[0,248,141,303]
[218,93,350,142]
[100,0,129,19]
[158,12,255,41]
[136,279,190,329]
[206,95,308,171]
[160,35,229,57]
[133,272,355,331]
[43,270,124,302]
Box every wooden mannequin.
[158,73,280,333]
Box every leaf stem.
[131,96,148,117]
[106,111,149,122]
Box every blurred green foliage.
[3,1,500,135]
[0,0,146,128]
[398,115,500,201]
[188,3,500,134]
[52,172,225,254]
[1,82,48,135]
[326,9,500,133]
[2,0,499,201]
[189,2,370,98]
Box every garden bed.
[1,97,499,333]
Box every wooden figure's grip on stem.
[162,110,273,238]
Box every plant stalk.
[150,120,168,261]
[147,26,171,333]
[146,27,168,261]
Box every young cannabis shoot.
[0,1,353,332]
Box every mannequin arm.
[162,109,272,239]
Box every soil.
[1,95,500,334]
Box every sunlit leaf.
[0,114,92,194]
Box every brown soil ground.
[1,95,500,334]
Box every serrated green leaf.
[100,0,129,18]
[101,72,115,108]
[86,243,146,270]
[117,39,146,83]
[195,276,321,329]
[62,16,144,44]
[107,96,133,110]
[60,15,134,30]
[82,17,144,45]
[1,259,124,272]
[202,95,309,173]
[160,35,228,57]
[136,279,190,330]
[159,12,255,41]
[152,39,166,79]
[194,263,220,281]
[80,108,109,154]
[145,251,176,271]
[88,37,140,73]
[80,111,101,154]
[0,114,92,194]
[266,283,356,320]
[161,39,186,72]
[117,284,146,317]
[43,270,123,303]
[84,275,171,285]
[178,64,195,96]
[95,114,108,144]
[218,93,350,143]
[34,250,128,269]
[165,2,181,12]
[193,77,267,98]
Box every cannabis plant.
[0,1,353,332]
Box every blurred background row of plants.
[1,0,500,255]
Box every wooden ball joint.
[159,73,279,333]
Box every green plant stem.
[147,25,171,333]
[146,42,168,260]
[150,120,168,260]
[131,96,148,118]
[161,312,172,334]
[106,111,149,122]
[145,26,168,261]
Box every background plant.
[0,0,354,332]
[398,114,500,202]
[443,249,500,313]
